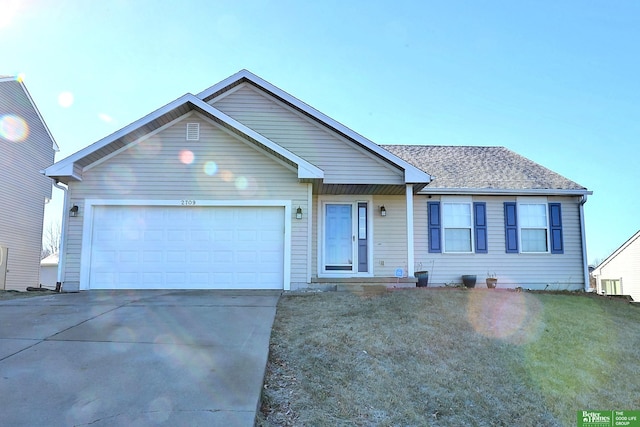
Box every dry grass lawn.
[258,289,640,426]
[0,289,59,300]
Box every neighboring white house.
[39,253,59,289]
[591,230,640,302]
[0,76,58,291]
[44,70,592,292]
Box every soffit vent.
[186,123,200,141]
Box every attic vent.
[186,123,200,141]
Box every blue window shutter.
[549,203,563,254]
[428,201,441,253]
[504,202,518,253]
[474,202,487,253]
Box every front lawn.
[258,289,640,426]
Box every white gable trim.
[196,112,298,175]
[45,93,324,182]
[213,82,404,180]
[188,97,323,180]
[592,230,640,275]
[197,70,431,184]
[82,111,197,174]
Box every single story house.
[591,230,640,301]
[0,76,58,291]
[44,70,592,292]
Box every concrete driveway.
[0,290,280,426]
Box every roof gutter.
[417,188,593,197]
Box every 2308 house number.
[181,200,197,205]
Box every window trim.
[517,197,549,254]
[442,197,474,254]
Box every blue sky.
[2,0,639,264]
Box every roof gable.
[209,82,404,185]
[45,93,323,183]
[198,70,431,184]
[592,230,640,274]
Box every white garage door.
[88,205,285,290]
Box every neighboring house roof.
[383,145,590,195]
[592,230,640,275]
[45,70,431,186]
[0,76,60,152]
[40,253,59,267]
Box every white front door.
[322,201,370,275]
[325,204,353,271]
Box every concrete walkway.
[0,290,280,426]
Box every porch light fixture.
[380,205,386,217]
[296,206,303,219]
[69,205,79,217]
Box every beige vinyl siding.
[63,114,309,290]
[414,195,585,290]
[211,84,404,185]
[372,196,409,276]
[594,234,640,302]
[0,80,56,290]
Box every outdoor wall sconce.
[69,205,79,217]
[296,206,303,219]
[380,205,386,217]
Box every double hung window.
[504,199,563,254]
[443,202,473,252]
[428,198,486,253]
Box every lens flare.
[179,150,194,164]
[58,91,74,108]
[98,113,113,123]
[234,176,248,190]
[203,161,218,176]
[466,290,544,345]
[132,137,162,158]
[220,170,233,182]
[0,114,29,142]
[104,165,136,194]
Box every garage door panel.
[89,205,285,289]
[190,251,209,263]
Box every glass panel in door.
[325,204,353,271]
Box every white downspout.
[53,181,69,291]
[579,194,590,292]
[406,184,415,277]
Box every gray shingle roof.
[382,145,587,191]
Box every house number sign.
[180,200,197,206]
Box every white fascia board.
[189,96,324,180]
[593,229,640,273]
[47,93,196,174]
[418,188,593,196]
[43,162,82,180]
[45,91,323,181]
[198,70,429,184]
